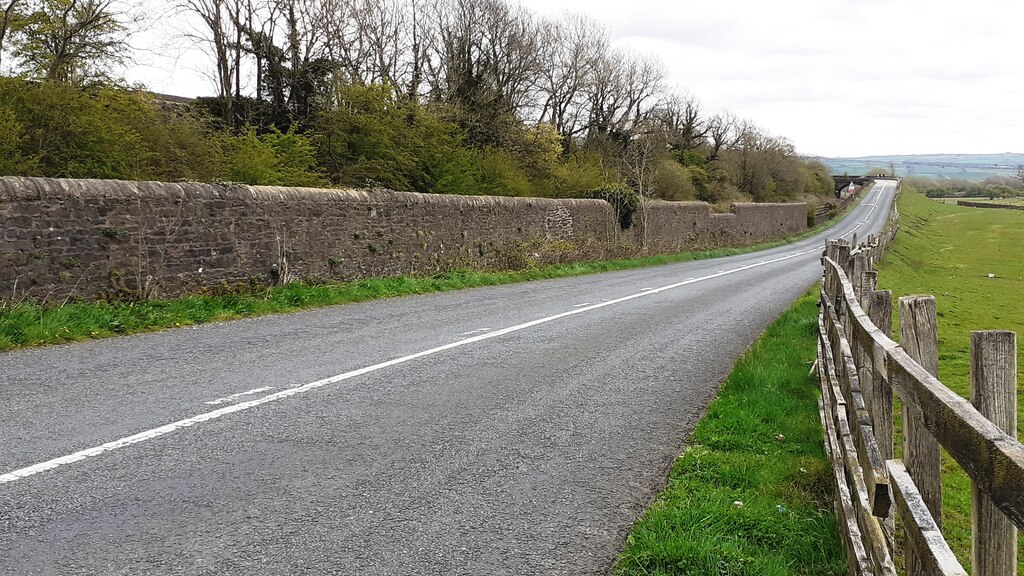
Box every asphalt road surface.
[0,181,897,575]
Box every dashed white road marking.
[204,387,275,405]
[573,302,592,307]
[459,328,492,336]
[0,185,891,486]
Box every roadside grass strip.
[0,205,858,352]
[877,188,1024,572]
[615,291,846,576]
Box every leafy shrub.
[0,78,223,181]
[652,158,697,201]
[801,159,835,197]
[221,127,326,187]
[585,183,639,229]
[313,84,468,192]
[0,107,35,175]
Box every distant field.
[821,153,1024,181]
[932,197,1024,206]
[877,189,1024,572]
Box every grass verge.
[614,290,846,576]
[0,201,860,352]
[878,188,1024,572]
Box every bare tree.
[535,13,605,142]
[323,0,429,96]
[403,0,428,98]
[0,0,22,71]
[352,0,405,87]
[726,120,801,201]
[655,93,707,153]
[189,0,337,122]
[180,0,238,121]
[623,127,664,247]
[706,112,739,162]
[265,0,334,118]
[424,0,543,145]
[584,49,665,145]
[481,0,541,114]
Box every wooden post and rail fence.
[816,200,1021,575]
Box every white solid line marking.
[204,387,275,405]
[0,250,813,485]
[0,187,891,486]
[838,186,883,240]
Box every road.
[0,181,897,575]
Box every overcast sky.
[124,0,1024,158]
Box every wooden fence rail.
[816,200,1021,575]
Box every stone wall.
[642,201,807,252]
[0,177,808,302]
[956,200,1024,211]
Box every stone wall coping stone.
[0,176,610,209]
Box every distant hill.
[819,153,1024,181]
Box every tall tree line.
[179,0,683,146]
[0,0,835,203]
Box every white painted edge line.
[0,186,889,486]
[204,386,275,405]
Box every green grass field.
[822,153,1024,182]
[878,188,1024,572]
[614,291,845,576]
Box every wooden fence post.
[825,242,837,298]
[853,253,867,300]
[970,330,1018,576]
[837,244,852,280]
[899,295,942,576]
[861,271,878,314]
[871,290,896,547]
[870,290,894,461]
[857,270,879,440]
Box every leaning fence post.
[898,295,942,576]
[970,330,1018,576]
